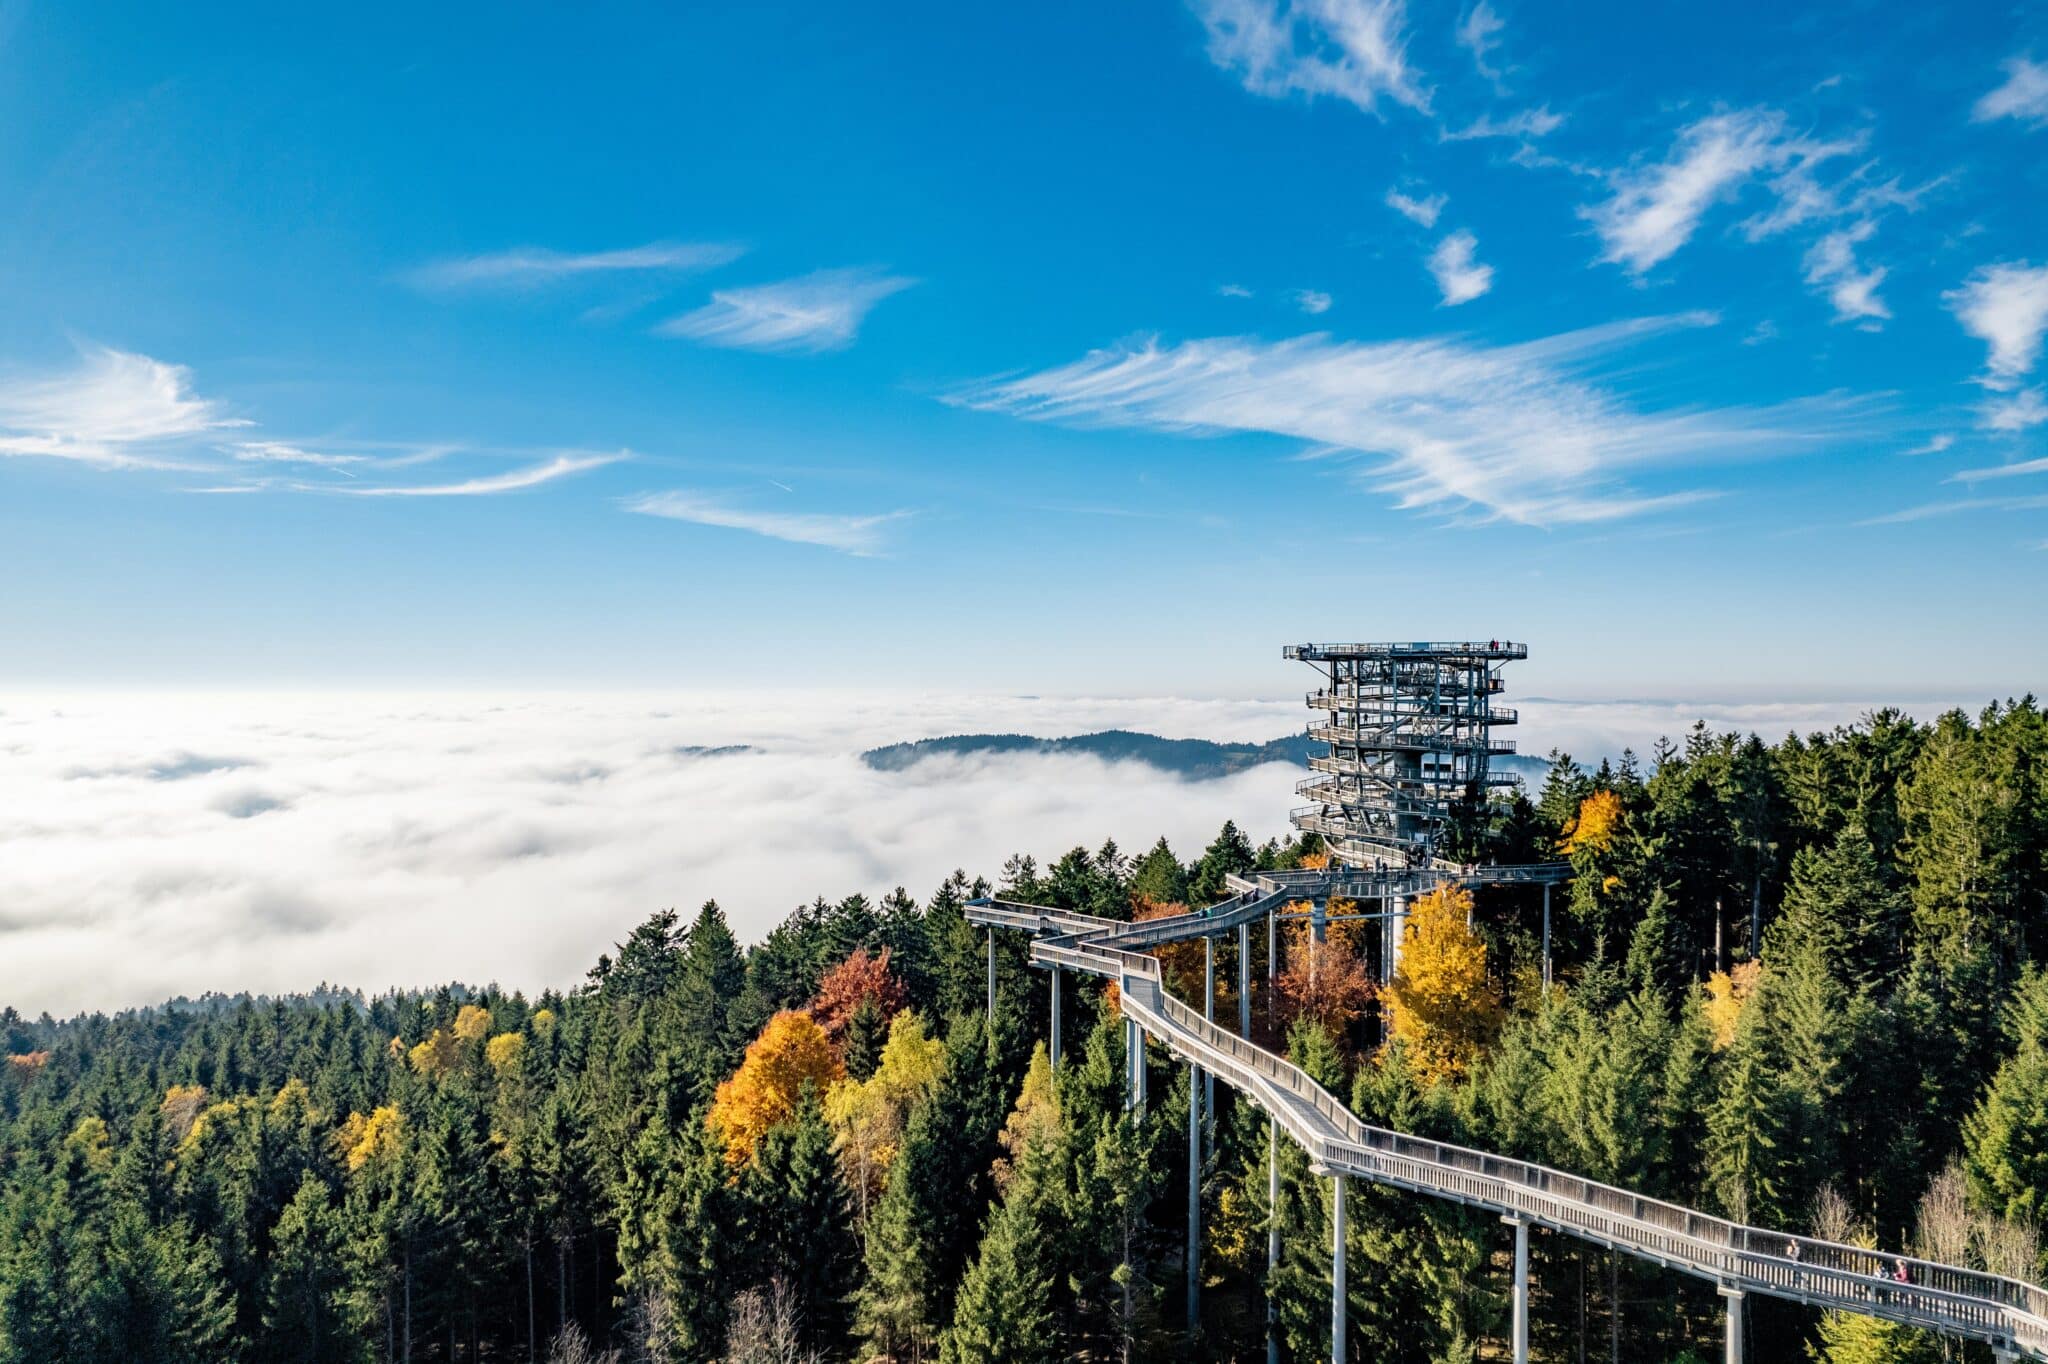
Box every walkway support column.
[1126,1019,1146,1115]
[1203,936,1216,1143]
[1720,1289,1743,1364]
[986,928,996,1018]
[1267,1119,1280,1364]
[1050,966,1062,1069]
[1541,883,1553,998]
[1187,1061,1201,1329]
[1239,922,1252,1037]
[1505,1216,1529,1364]
[1330,1174,1347,1364]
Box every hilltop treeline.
[2,700,2046,1364]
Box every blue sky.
[1,0,2044,700]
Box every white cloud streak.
[1802,223,1890,325]
[1385,187,1446,227]
[950,313,1873,526]
[0,346,242,468]
[230,441,369,469]
[1953,451,2048,482]
[1582,109,1858,275]
[1293,288,1333,314]
[1946,262,2048,389]
[407,240,746,291]
[625,490,911,555]
[1980,388,2048,432]
[1191,0,1430,118]
[336,453,623,497]
[1973,56,2048,128]
[657,268,916,353]
[1441,106,1565,142]
[1455,1,1505,86]
[1427,230,1495,305]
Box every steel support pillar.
[1721,1289,1744,1364]
[1541,882,1553,998]
[1126,1019,1146,1114]
[1050,966,1062,1069]
[986,928,996,1018]
[1187,1061,1201,1329]
[1330,1175,1347,1364]
[1239,922,1252,1037]
[1312,897,1327,944]
[1388,895,1407,985]
[1203,937,1216,1143]
[1267,1119,1280,1364]
[1268,905,1277,983]
[1506,1216,1529,1364]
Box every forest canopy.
[2,698,2046,1364]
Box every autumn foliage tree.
[1382,884,1502,1083]
[812,947,909,1040]
[1273,916,1377,1044]
[708,1010,844,1166]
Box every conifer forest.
[4,699,2047,1364]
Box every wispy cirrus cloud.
[625,490,911,554]
[1293,289,1333,315]
[1455,1,1506,88]
[1945,262,2048,389]
[949,312,1873,526]
[0,346,243,469]
[229,441,369,469]
[335,453,624,497]
[1953,452,2048,483]
[1441,105,1565,142]
[1860,492,2048,525]
[1973,56,2048,129]
[1427,230,1494,304]
[656,268,916,354]
[1803,223,1889,326]
[1190,0,1430,118]
[1582,109,1858,276]
[405,240,746,291]
[1385,187,1446,227]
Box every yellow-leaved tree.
[823,1009,946,1224]
[991,1042,1059,1193]
[453,1003,493,1043]
[1382,884,1502,1083]
[1703,959,1764,1050]
[708,1009,843,1167]
[485,1031,526,1076]
[337,1105,406,1173]
[1559,790,1624,855]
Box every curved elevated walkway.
[969,889,2048,1361]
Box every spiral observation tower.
[1287,639,1525,869]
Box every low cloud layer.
[0,689,1976,1016]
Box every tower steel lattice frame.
[1287,640,1526,867]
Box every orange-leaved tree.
[1274,912,1377,1043]
[708,1009,844,1166]
[1383,884,1502,1083]
[812,947,909,1039]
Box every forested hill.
[3,700,2047,1364]
[863,728,1555,785]
[862,728,1318,777]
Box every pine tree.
[263,1171,354,1363]
[1963,966,2048,1239]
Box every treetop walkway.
[966,877,2048,1364]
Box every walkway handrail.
[968,894,2048,1360]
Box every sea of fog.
[0,689,1979,1015]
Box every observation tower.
[1286,640,1526,869]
